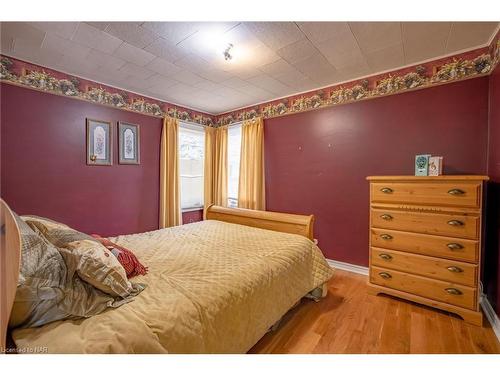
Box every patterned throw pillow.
[21,215,143,298]
[10,214,145,329]
[91,235,148,278]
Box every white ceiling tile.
[85,22,109,31]
[118,62,155,79]
[321,45,367,70]
[246,73,292,96]
[259,59,310,86]
[231,66,262,80]
[349,22,402,54]
[93,66,130,82]
[291,78,323,93]
[141,22,200,44]
[1,32,14,53]
[237,84,275,100]
[31,22,79,39]
[292,53,338,82]
[144,37,188,63]
[41,33,91,60]
[168,82,198,95]
[315,30,365,69]
[248,45,281,68]
[86,49,126,70]
[245,22,305,50]
[297,22,350,43]
[121,75,155,90]
[446,22,499,53]
[220,77,249,89]
[176,22,239,52]
[105,22,159,49]
[277,39,319,65]
[174,53,210,71]
[275,70,310,88]
[0,22,45,48]
[146,57,182,76]
[193,79,221,92]
[259,59,293,76]
[364,43,405,72]
[145,73,179,88]
[212,86,245,98]
[197,68,234,83]
[147,82,181,97]
[402,22,451,64]
[113,42,156,66]
[172,69,204,85]
[336,61,372,81]
[12,37,44,57]
[72,23,122,54]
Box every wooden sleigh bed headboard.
[0,199,21,352]
[205,205,315,241]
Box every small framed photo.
[86,118,112,166]
[118,122,140,165]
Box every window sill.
[182,207,204,213]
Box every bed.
[0,201,334,353]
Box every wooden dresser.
[366,175,488,325]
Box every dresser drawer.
[370,228,479,262]
[371,208,479,239]
[371,181,481,208]
[370,266,477,310]
[371,247,478,287]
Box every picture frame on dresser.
[86,118,112,166]
[366,175,489,326]
[118,121,140,165]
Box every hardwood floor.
[249,270,500,354]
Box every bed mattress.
[12,220,334,353]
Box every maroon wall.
[265,77,489,266]
[1,83,162,236]
[486,63,500,316]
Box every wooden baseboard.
[480,294,500,343]
[326,259,369,275]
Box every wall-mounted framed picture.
[118,121,140,165]
[86,118,112,166]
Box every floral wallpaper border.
[0,55,215,126]
[1,27,499,127]
[215,32,500,126]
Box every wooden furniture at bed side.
[366,175,489,326]
[204,205,315,240]
[0,199,21,352]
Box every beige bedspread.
[12,220,334,353]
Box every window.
[227,124,242,208]
[179,123,205,210]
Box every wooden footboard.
[204,205,314,240]
[0,199,21,352]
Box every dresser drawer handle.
[380,187,393,194]
[448,188,465,195]
[380,234,393,240]
[445,288,463,295]
[446,266,463,273]
[447,220,464,226]
[378,253,393,260]
[380,214,393,220]
[447,243,464,250]
[378,272,392,279]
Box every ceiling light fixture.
[223,43,234,61]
